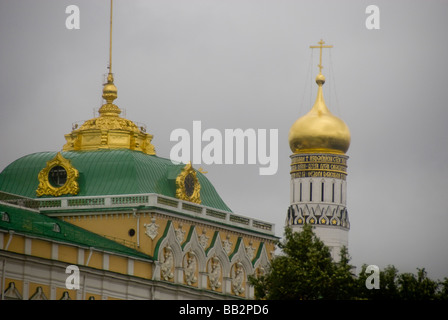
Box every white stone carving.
[208,257,222,291]
[144,217,159,240]
[222,235,233,254]
[198,229,209,248]
[231,262,245,296]
[161,246,174,281]
[175,223,185,243]
[245,241,255,261]
[184,252,198,286]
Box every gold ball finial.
[315,73,325,86]
[102,73,118,104]
[99,73,121,117]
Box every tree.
[330,246,357,299]
[356,264,400,300]
[398,268,438,300]
[436,278,448,300]
[249,224,448,300]
[356,265,446,300]
[249,224,355,300]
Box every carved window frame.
[175,163,201,204]
[36,152,79,197]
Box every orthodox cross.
[310,39,333,74]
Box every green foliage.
[356,265,446,300]
[249,224,355,300]
[249,224,448,300]
[437,278,448,300]
[356,264,400,300]
[399,268,438,300]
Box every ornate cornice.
[286,204,350,230]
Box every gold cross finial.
[310,39,333,75]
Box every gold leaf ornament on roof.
[175,163,201,204]
[36,153,79,197]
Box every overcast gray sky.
[1,0,448,280]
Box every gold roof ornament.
[288,39,350,155]
[176,163,201,204]
[36,152,79,197]
[63,0,156,155]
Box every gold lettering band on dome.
[290,153,348,180]
[290,171,346,180]
[291,154,347,165]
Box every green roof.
[0,149,232,212]
[0,202,151,260]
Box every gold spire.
[288,40,350,155]
[99,0,120,117]
[63,0,156,155]
[109,0,113,74]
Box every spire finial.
[99,0,120,116]
[63,0,156,155]
[310,39,333,75]
[108,0,113,74]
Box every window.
[53,223,61,233]
[292,181,295,202]
[1,211,10,222]
[184,173,195,197]
[299,182,302,202]
[340,183,343,203]
[48,166,67,187]
[332,183,335,203]
[321,182,325,202]
[310,182,313,201]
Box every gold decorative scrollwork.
[175,163,201,204]
[36,152,79,197]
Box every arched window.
[53,223,61,233]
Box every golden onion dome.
[289,73,350,154]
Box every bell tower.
[286,40,351,261]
